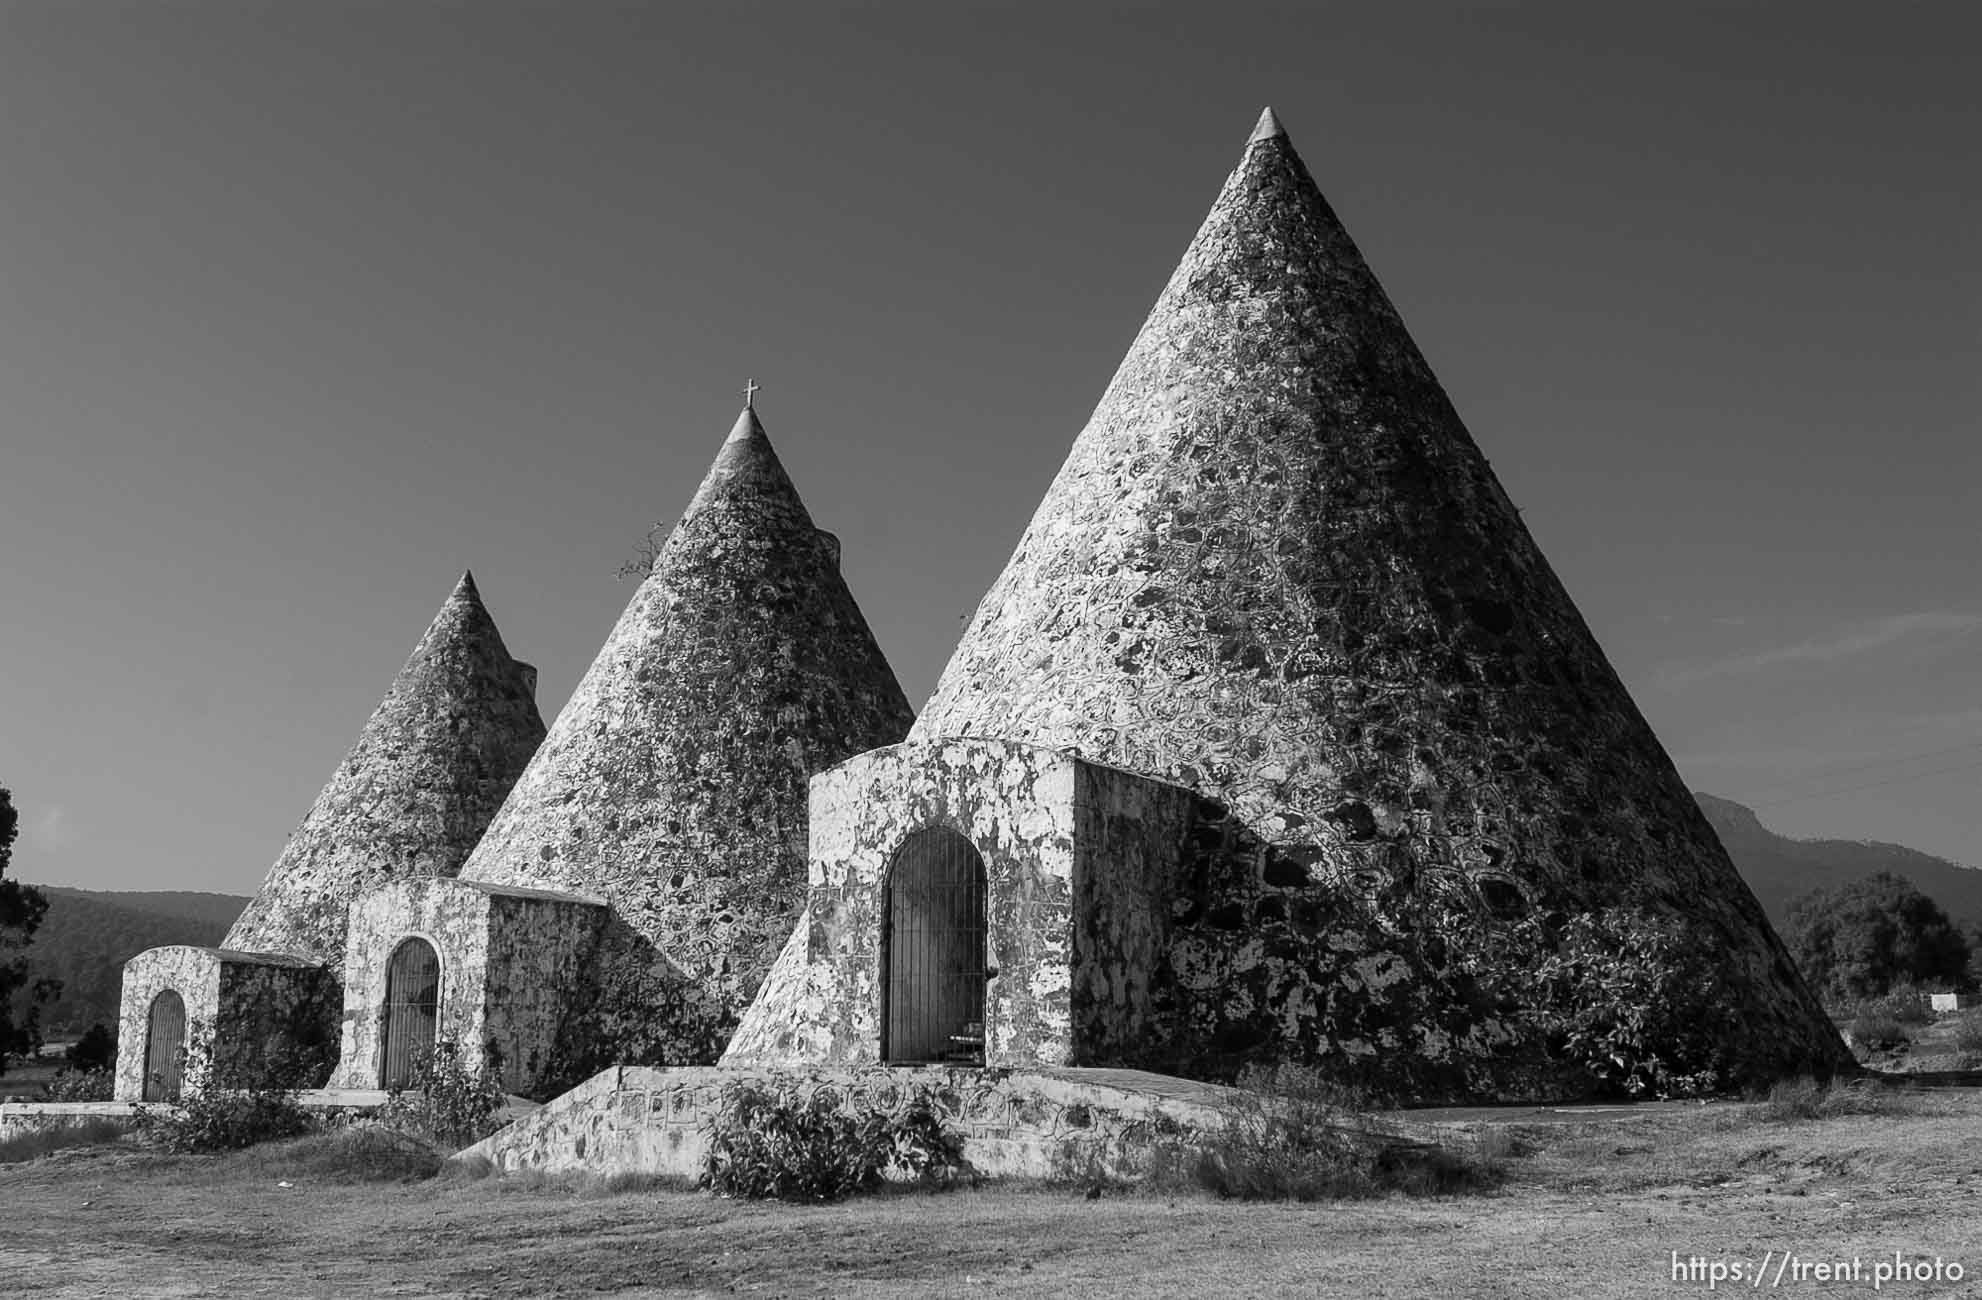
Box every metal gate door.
[379,937,440,1090]
[883,827,987,1064]
[143,989,186,1101]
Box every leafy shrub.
[136,1028,316,1153]
[1846,1011,1909,1053]
[1461,908,1741,1098]
[66,1023,116,1073]
[701,1076,968,1202]
[1183,1062,1500,1201]
[1952,1010,1982,1057]
[42,1066,112,1101]
[377,1040,508,1147]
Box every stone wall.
[114,947,219,1101]
[465,1064,1316,1182]
[333,878,603,1095]
[1068,762,1199,1066]
[727,738,1496,1094]
[724,738,1082,1068]
[113,946,335,1100]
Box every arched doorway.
[882,827,988,1064]
[142,989,186,1101]
[379,937,440,1090]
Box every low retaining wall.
[462,1065,1443,1181]
[0,1101,144,1142]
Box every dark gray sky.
[4,2,1978,895]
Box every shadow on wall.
[539,915,743,1098]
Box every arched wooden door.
[142,989,186,1101]
[379,937,440,1090]
[882,827,988,1064]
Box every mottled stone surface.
[464,1064,1439,1181]
[908,110,1844,1091]
[113,946,336,1100]
[725,739,1082,1069]
[725,740,1496,1094]
[223,573,546,963]
[460,407,914,1070]
[332,879,604,1095]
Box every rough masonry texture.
[463,1064,1448,1182]
[460,408,914,1074]
[113,946,337,1100]
[726,739,1492,1094]
[223,573,547,963]
[332,878,604,1095]
[901,109,1845,1095]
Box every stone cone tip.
[450,570,482,604]
[727,405,767,446]
[1248,106,1286,146]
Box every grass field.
[3,1084,1980,1298]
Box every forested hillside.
[1698,794,1982,927]
[15,887,246,1036]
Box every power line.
[1733,737,1982,802]
[1749,753,1982,810]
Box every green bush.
[1953,1010,1982,1057]
[41,1066,112,1101]
[377,1040,508,1147]
[136,1029,316,1153]
[1847,1011,1909,1053]
[1184,1062,1500,1201]
[701,1076,967,1202]
[1460,907,1741,1098]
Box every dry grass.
[3,1091,1980,1298]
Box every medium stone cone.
[223,572,546,963]
[461,405,914,1069]
[912,108,1846,1091]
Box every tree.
[1785,872,1971,1002]
[67,1021,117,1073]
[1,786,52,1074]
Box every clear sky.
[3,2,1977,895]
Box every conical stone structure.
[223,572,547,964]
[461,404,914,1071]
[913,109,1846,1092]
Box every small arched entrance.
[379,937,440,1090]
[882,827,988,1064]
[142,989,186,1101]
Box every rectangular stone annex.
[114,946,337,1101]
[331,878,605,1095]
[725,736,1447,1082]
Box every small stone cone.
[911,110,1846,1092]
[461,404,914,1066]
[222,572,546,963]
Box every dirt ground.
[5,1090,1982,1299]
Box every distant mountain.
[1697,793,1982,927]
[13,886,248,1036]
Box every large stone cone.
[461,404,914,1072]
[912,108,1846,1093]
[223,572,546,963]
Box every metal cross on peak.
[743,378,761,410]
